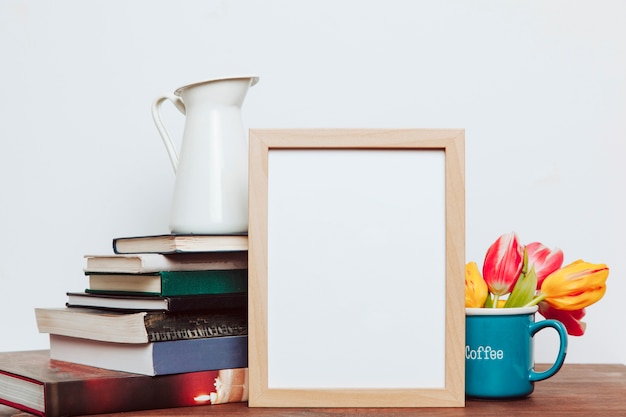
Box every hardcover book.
[85,269,248,296]
[65,292,247,311]
[49,334,248,376]
[112,234,248,254]
[0,350,248,417]
[35,307,247,343]
[84,252,247,273]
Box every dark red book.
[0,350,247,417]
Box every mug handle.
[151,93,186,172]
[528,319,568,382]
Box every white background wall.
[0,0,624,365]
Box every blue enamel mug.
[465,306,568,399]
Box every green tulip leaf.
[484,293,494,308]
[504,267,538,308]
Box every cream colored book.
[84,252,247,273]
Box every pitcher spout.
[175,75,259,107]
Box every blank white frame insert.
[268,148,445,389]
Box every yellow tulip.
[465,261,489,308]
[538,260,609,311]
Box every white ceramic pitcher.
[152,75,259,234]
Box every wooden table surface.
[2,364,625,417]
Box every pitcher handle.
[528,319,568,382]
[151,93,186,172]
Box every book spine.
[152,336,248,375]
[85,252,248,273]
[160,270,247,296]
[144,310,247,342]
[112,234,248,254]
[46,368,248,416]
[165,293,248,311]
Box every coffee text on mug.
[465,345,504,360]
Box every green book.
[85,269,247,296]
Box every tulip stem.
[524,293,547,308]
[492,294,500,308]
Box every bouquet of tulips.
[465,232,609,336]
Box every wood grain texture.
[247,129,466,407]
[0,364,611,417]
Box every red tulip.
[525,242,564,288]
[482,232,524,300]
[538,302,586,336]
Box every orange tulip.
[465,261,489,308]
[538,260,609,311]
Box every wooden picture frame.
[248,129,465,407]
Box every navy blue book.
[49,334,248,376]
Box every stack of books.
[0,233,249,417]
